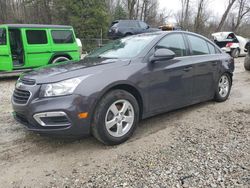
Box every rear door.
[50,29,79,60]
[0,26,13,71]
[185,34,219,102]
[22,29,52,68]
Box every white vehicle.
[212,32,248,58]
[76,38,82,57]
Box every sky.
[158,0,229,23]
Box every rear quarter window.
[0,28,6,45]
[26,30,48,45]
[187,35,209,55]
[51,30,74,44]
[207,42,217,54]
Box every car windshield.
[87,34,159,59]
[0,28,7,45]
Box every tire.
[244,55,250,71]
[214,73,232,102]
[92,89,139,145]
[231,48,240,58]
[51,56,70,64]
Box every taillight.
[226,42,233,47]
[112,27,118,33]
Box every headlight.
[43,77,82,97]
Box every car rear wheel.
[92,90,139,145]
[214,73,232,102]
[51,56,70,64]
[231,48,240,58]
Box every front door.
[146,33,194,113]
[0,26,13,71]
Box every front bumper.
[12,93,93,137]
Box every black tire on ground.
[214,73,232,102]
[125,33,133,37]
[244,55,250,71]
[231,48,240,58]
[91,89,139,145]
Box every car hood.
[21,57,131,84]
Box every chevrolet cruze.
[12,31,234,145]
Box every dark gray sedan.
[12,31,234,145]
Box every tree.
[216,0,237,32]
[194,0,210,33]
[232,0,250,32]
[113,3,127,20]
[179,0,191,29]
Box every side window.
[139,21,148,29]
[157,34,188,57]
[26,30,48,45]
[207,42,216,54]
[122,21,138,28]
[187,35,209,55]
[0,28,7,45]
[51,30,74,44]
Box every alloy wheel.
[105,100,135,138]
[218,75,230,98]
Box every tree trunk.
[216,0,236,32]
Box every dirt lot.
[0,58,249,188]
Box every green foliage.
[113,4,127,20]
[53,0,109,39]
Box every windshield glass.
[0,28,7,45]
[87,34,159,59]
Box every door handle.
[212,62,218,66]
[183,66,193,72]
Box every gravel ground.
[0,58,249,188]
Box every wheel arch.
[48,53,73,64]
[92,82,144,121]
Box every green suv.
[0,24,81,72]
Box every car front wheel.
[92,90,139,145]
[214,73,232,102]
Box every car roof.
[1,24,72,29]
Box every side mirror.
[150,48,176,63]
[147,25,150,29]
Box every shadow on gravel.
[0,76,19,82]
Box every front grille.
[13,89,31,104]
[20,78,36,85]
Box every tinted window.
[120,20,138,28]
[187,35,209,55]
[26,30,47,44]
[139,21,148,29]
[87,34,159,59]
[0,28,7,45]
[157,34,187,57]
[207,42,216,54]
[51,30,74,44]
